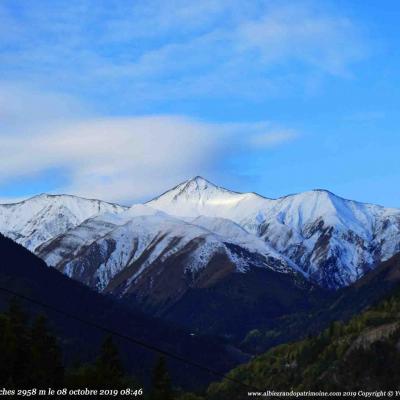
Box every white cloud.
[0,115,225,203]
[0,85,301,203]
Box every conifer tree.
[30,315,64,387]
[4,299,30,386]
[65,335,137,389]
[94,335,124,388]
[150,356,173,400]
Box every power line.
[0,285,261,392]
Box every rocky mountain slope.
[149,177,400,288]
[37,204,293,313]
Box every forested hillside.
[207,284,400,399]
[240,252,400,354]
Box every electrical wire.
[0,285,262,392]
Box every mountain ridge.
[2,176,400,291]
[149,176,395,208]
[148,177,400,288]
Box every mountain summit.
[149,176,242,203]
[148,176,266,221]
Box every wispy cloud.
[237,3,366,77]
[0,0,368,103]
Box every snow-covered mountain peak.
[0,193,126,251]
[274,190,343,223]
[272,189,386,235]
[182,175,216,190]
[155,176,234,201]
[147,177,266,220]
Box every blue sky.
[0,0,399,206]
